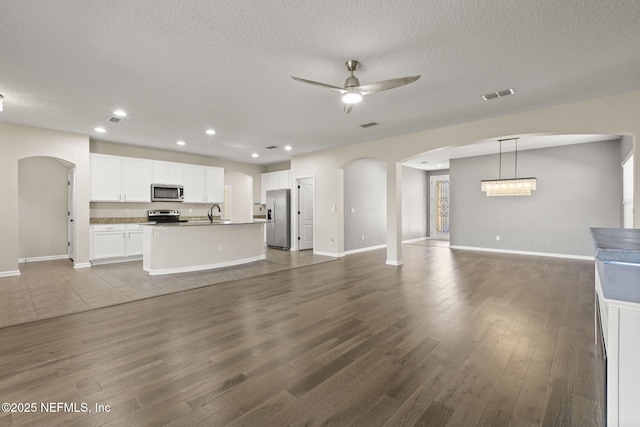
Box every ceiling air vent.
[482,88,514,101]
[107,116,124,123]
[265,145,278,150]
[360,122,378,128]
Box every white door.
[429,174,450,240]
[68,169,76,260]
[297,177,314,250]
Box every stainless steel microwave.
[151,184,184,202]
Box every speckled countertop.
[591,228,640,264]
[90,216,263,224]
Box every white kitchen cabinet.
[90,224,144,263]
[152,161,184,185]
[595,261,640,427]
[183,165,207,203]
[90,154,122,202]
[122,157,152,202]
[126,224,144,256]
[90,154,151,202]
[183,164,224,203]
[260,170,291,204]
[90,224,126,260]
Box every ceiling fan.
[292,60,421,113]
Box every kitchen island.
[591,228,640,427]
[142,221,266,275]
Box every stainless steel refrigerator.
[266,189,291,250]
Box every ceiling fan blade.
[291,76,346,94]
[344,103,354,114]
[356,75,421,95]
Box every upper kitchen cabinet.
[183,164,224,203]
[260,170,291,204]
[152,161,184,185]
[90,154,152,202]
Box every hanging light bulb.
[342,90,362,104]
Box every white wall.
[18,157,70,259]
[0,122,91,274]
[402,166,428,241]
[226,172,253,223]
[291,90,640,262]
[343,158,387,251]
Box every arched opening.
[18,156,76,262]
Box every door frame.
[293,175,315,251]
[68,167,76,260]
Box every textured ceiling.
[1,1,640,165]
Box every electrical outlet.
[330,237,335,243]
[189,208,193,213]
[361,235,365,241]
[496,235,500,241]
[350,207,355,214]
[218,245,223,252]
[154,232,160,239]
[125,208,130,214]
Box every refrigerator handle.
[273,200,276,228]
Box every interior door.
[429,174,450,240]
[67,168,76,260]
[297,178,314,250]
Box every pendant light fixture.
[480,138,537,197]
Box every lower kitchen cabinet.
[90,223,144,263]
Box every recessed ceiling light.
[251,153,259,158]
[206,129,216,135]
[113,110,127,117]
[176,140,186,146]
[94,127,106,133]
[284,145,292,151]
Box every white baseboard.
[144,254,266,276]
[313,251,345,258]
[386,259,404,266]
[344,244,387,256]
[0,270,21,277]
[18,254,69,263]
[449,245,594,261]
[90,256,142,266]
[402,237,429,243]
[73,262,92,269]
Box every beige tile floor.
[0,249,336,329]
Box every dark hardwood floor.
[0,245,603,426]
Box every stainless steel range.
[147,210,187,223]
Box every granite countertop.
[591,228,640,264]
[91,216,266,224]
[144,220,266,227]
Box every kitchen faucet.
[207,204,221,222]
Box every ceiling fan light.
[342,91,362,104]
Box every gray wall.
[343,158,387,251]
[19,157,70,259]
[402,165,428,240]
[450,139,621,256]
